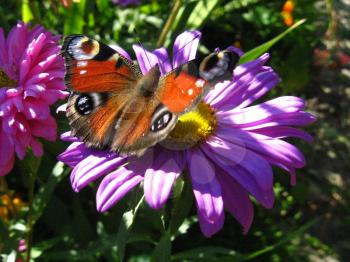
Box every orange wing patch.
[88,96,124,141]
[157,71,206,114]
[68,60,136,93]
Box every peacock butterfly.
[61,35,239,156]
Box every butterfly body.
[61,35,239,156]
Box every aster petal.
[217,127,306,169]
[208,67,279,109]
[197,206,225,238]
[220,110,316,129]
[153,47,172,74]
[201,142,274,208]
[172,30,201,68]
[217,169,254,233]
[58,142,93,167]
[218,96,306,127]
[187,149,224,237]
[132,44,159,75]
[96,167,143,212]
[204,136,273,190]
[56,103,67,113]
[250,126,313,143]
[144,150,183,209]
[70,151,124,192]
[110,44,132,61]
[60,131,80,142]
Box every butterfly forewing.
[62,35,141,92]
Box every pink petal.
[0,128,14,167]
[30,138,44,157]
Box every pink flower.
[0,22,68,176]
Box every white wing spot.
[195,79,205,88]
[188,88,194,96]
[77,61,88,67]
[80,70,87,75]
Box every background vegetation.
[1,0,349,261]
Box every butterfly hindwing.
[156,49,240,115]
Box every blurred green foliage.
[0,0,344,261]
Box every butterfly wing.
[156,49,239,115]
[62,35,143,149]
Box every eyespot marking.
[68,36,99,60]
[74,93,108,116]
[75,94,94,115]
[151,107,173,132]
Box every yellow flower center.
[161,102,217,150]
[0,69,17,88]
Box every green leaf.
[169,177,193,235]
[151,230,172,262]
[239,19,306,64]
[186,0,220,29]
[0,250,17,262]
[169,0,219,46]
[172,246,242,261]
[115,194,145,261]
[22,0,33,23]
[63,0,87,34]
[31,162,68,224]
[243,218,319,260]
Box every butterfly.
[61,35,239,156]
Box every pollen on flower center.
[161,102,217,150]
[0,69,17,88]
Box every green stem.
[156,0,182,48]
[25,156,41,262]
[25,173,36,262]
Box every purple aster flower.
[0,22,68,176]
[111,0,140,7]
[58,31,315,237]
